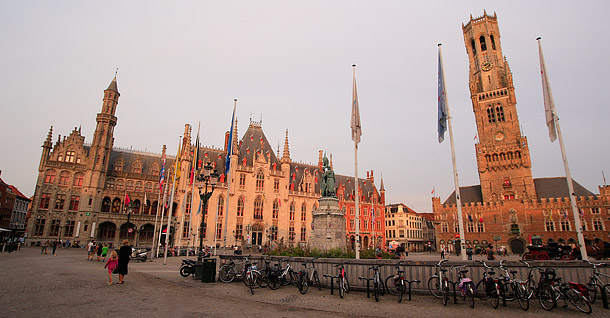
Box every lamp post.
[196,162,219,262]
[245,224,252,249]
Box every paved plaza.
[0,247,607,318]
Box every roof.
[106,76,119,93]
[534,177,595,200]
[418,213,435,221]
[237,123,281,170]
[442,185,483,205]
[8,185,30,201]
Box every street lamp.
[196,162,219,262]
[245,224,252,249]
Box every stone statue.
[321,154,336,197]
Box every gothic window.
[300,225,306,241]
[112,198,121,213]
[289,202,295,221]
[126,180,133,191]
[185,193,191,214]
[44,170,56,184]
[73,173,84,187]
[467,221,474,232]
[105,179,115,189]
[133,163,142,174]
[593,218,604,231]
[54,194,66,210]
[49,219,60,236]
[39,193,51,209]
[135,181,143,192]
[454,222,460,233]
[237,196,244,217]
[65,150,75,163]
[113,160,123,172]
[239,174,246,189]
[34,218,45,236]
[545,220,555,231]
[182,221,190,238]
[487,106,496,123]
[69,195,80,211]
[216,223,222,239]
[301,203,307,221]
[477,222,485,232]
[132,200,140,214]
[145,182,152,193]
[217,195,224,216]
[515,151,521,158]
[235,224,243,240]
[256,170,264,191]
[495,105,505,122]
[490,35,496,50]
[272,200,279,219]
[479,35,487,51]
[560,220,570,231]
[253,196,263,220]
[274,178,280,192]
[592,207,600,214]
[289,226,295,241]
[116,179,124,190]
[59,171,70,185]
[101,197,111,212]
[470,39,476,55]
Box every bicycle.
[519,260,537,300]
[276,257,297,287]
[536,267,558,311]
[498,260,529,311]
[258,258,282,290]
[551,276,592,314]
[302,257,322,291]
[450,264,476,308]
[583,259,610,304]
[474,260,496,301]
[427,259,449,298]
[219,255,260,286]
[244,260,260,295]
[367,265,385,302]
[327,263,350,298]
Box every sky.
[1,1,609,212]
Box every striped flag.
[159,153,166,189]
[437,46,448,143]
[537,38,557,142]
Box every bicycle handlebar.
[435,259,449,267]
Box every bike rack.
[357,277,374,298]
[404,279,421,301]
[323,274,340,295]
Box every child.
[104,251,119,285]
[101,244,109,262]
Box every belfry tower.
[462,11,536,202]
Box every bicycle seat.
[510,270,518,275]
[440,269,448,272]
[459,269,469,274]
[487,271,495,275]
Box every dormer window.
[66,150,75,163]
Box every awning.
[0,228,11,232]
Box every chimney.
[318,150,323,170]
[370,170,374,184]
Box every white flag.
[351,65,362,145]
[537,38,557,142]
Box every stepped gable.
[442,185,483,205]
[288,163,322,193]
[237,122,280,169]
[534,177,595,200]
[337,174,379,203]
[107,149,162,175]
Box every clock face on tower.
[481,61,493,71]
[494,131,505,141]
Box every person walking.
[101,244,109,262]
[87,241,95,260]
[116,240,132,284]
[52,240,58,256]
[104,251,119,285]
[96,242,103,262]
[466,245,473,260]
[41,240,48,254]
[440,248,445,259]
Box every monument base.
[310,197,347,251]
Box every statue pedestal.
[310,197,347,251]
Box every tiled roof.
[442,185,483,205]
[8,185,30,201]
[534,177,595,200]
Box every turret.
[39,126,53,171]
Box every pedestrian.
[440,248,445,259]
[487,245,495,260]
[52,240,58,256]
[116,239,132,284]
[466,245,473,260]
[101,243,109,262]
[41,240,48,254]
[96,242,103,261]
[87,241,95,260]
[104,251,119,285]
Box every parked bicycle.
[583,259,610,304]
[298,257,321,294]
[386,262,414,303]
[535,267,558,311]
[497,260,529,311]
[325,263,350,298]
[550,276,592,314]
[218,255,261,287]
[449,264,476,308]
[428,259,449,298]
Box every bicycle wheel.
[257,271,269,288]
[538,283,556,311]
[218,265,236,283]
[344,276,350,293]
[475,279,489,300]
[524,278,536,300]
[515,283,529,311]
[566,288,592,314]
[428,276,442,299]
[339,278,345,299]
[268,274,280,290]
[386,275,398,296]
[313,272,321,290]
[467,282,475,308]
[281,269,294,286]
[373,280,380,302]
[298,272,308,295]
[442,281,449,306]
[587,280,598,303]
[245,273,254,295]
[398,281,404,303]
[490,284,500,309]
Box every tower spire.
[282,129,290,163]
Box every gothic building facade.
[433,12,610,255]
[26,77,386,249]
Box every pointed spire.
[282,129,290,163]
[43,126,53,148]
[380,175,385,191]
[106,75,119,93]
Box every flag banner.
[351,66,362,145]
[125,193,131,207]
[190,127,200,185]
[437,48,448,143]
[196,201,201,215]
[479,216,483,223]
[174,141,182,181]
[226,102,236,175]
[159,153,166,189]
[537,38,557,142]
[468,214,473,222]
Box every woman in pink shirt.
[104,251,119,285]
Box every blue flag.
[437,46,448,143]
[225,102,236,175]
[196,201,201,215]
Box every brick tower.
[462,11,537,202]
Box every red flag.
[125,193,131,206]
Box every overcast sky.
[1,1,608,212]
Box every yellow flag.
[174,140,181,181]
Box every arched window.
[143,199,150,214]
[65,150,76,163]
[470,39,476,55]
[112,198,122,213]
[132,200,141,214]
[116,179,124,190]
[301,203,307,221]
[44,170,56,184]
[135,181,143,192]
[126,180,133,191]
[73,173,84,187]
[101,197,111,212]
[289,202,295,221]
[272,200,279,219]
[479,35,487,51]
[145,182,152,193]
[151,201,158,215]
[105,179,115,189]
[495,105,505,122]
[98,222,116,239]
[185,193,192,214]
[490,35,496,50]
[59,171,70,185]
[256,170,264,191]
[253,196,263,220]
[487,106,496,123]
[217,195,224,216]
[237,196,244,217]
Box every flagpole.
[153,151,167,259]
[164,138,182,265]
[537,37,587,260]
[156,182,168,259]
[352,65,361,260]
[187,122,200,259]
[438,44,467,261]
[152,183,162,259]
[223,99,237,252]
